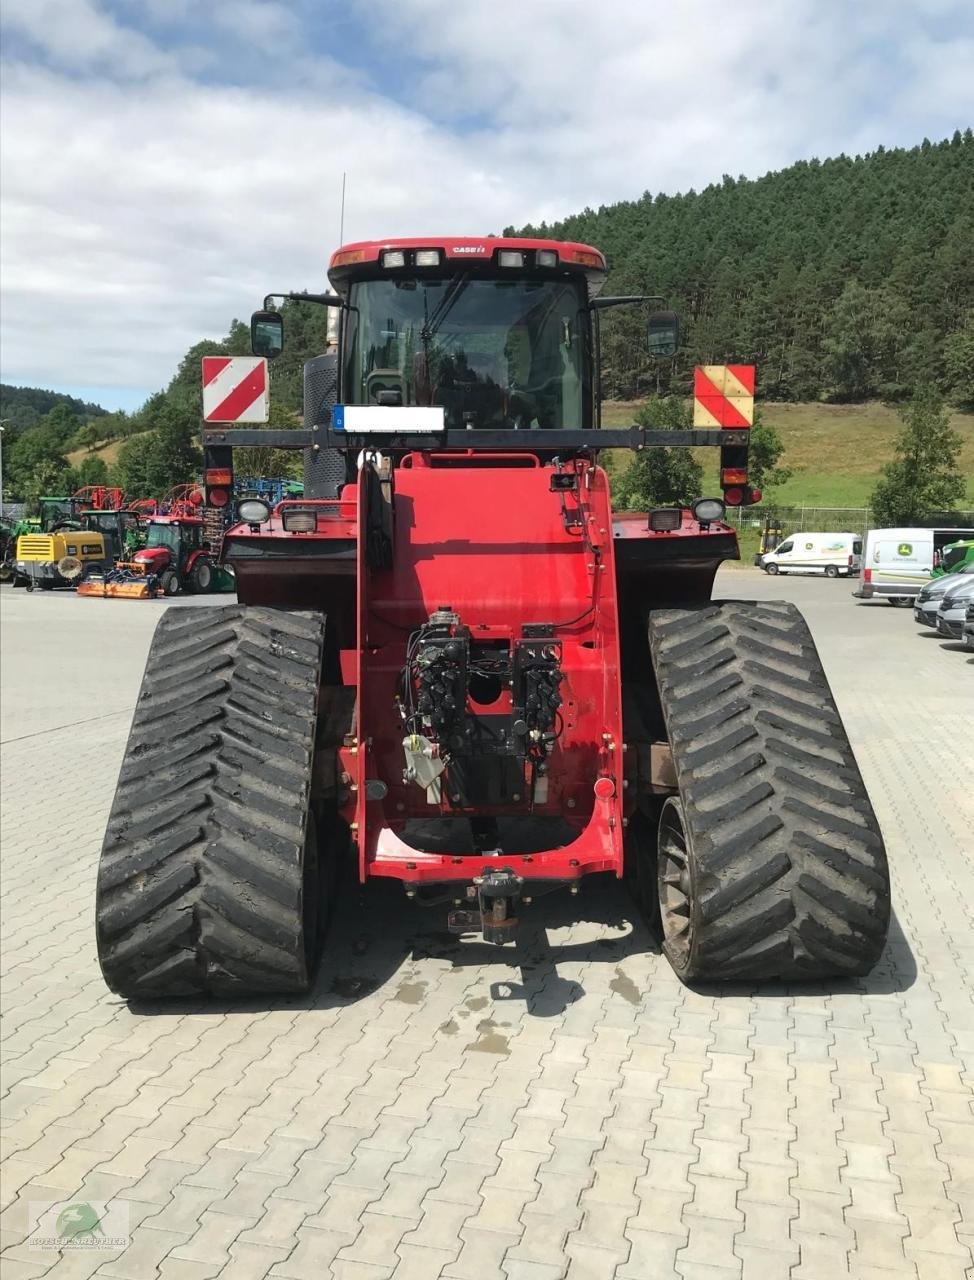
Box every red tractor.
[131,513,216,595]
[95,236,890,998]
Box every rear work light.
[498,250,526,268]
[535,249,558,268]
[380,249,406,268]
[649,508,682,532]
[414,249,442,267]
[237,499,270,525]
[282,508,317,533]
[691,498,725,523]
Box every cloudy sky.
[2,0,972,411]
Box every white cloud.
[1,0,972,398]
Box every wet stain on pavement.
[440,1019,459,1035]
[609,966,641,1006]
[469,1018,510,1055]
[465,995,488,1011]
[395,980,428,1005]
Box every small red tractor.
[95,237,890,998]
[80,487,218,598]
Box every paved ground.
[1,571,973,1280]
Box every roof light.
[332,248,365,267]
[570,249,604,268]
[498,250,525,268]
[282,508,317,533]
[380,249,406,268]
[691,498,726,523]
[414,249,442,267]
[536,249,558,268]
[649,508,682,532]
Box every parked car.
[759,531,861,577]
[934,577,974,640]
[963,602,974,652]
[853,525,974,604]
[914,562,974,627]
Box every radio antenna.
[339,172,347,245]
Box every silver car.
[963,601,974,652]
[935,576,974,640]
[914,562,974,627]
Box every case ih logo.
[453,245,487,254]
[202,356,269,423]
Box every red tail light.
[848,554,853,566]
[723,486,744,506]
[864,568,872,584]
[208,487,229,508]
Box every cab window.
[776,541,793,555]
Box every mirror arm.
[263,292,346,310]
[590,294,664,311]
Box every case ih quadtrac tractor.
[95,237,890,998]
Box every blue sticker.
[332,405,345,431]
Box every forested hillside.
[509,133,974,404]
[0,384,109,431]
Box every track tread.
[648,600,890,981]
[96,605,326,998]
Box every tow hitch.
[448,867,523,944]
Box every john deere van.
[759,531,861,577]
[853,526,974,604]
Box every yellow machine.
[13,530,109,590]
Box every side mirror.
[647,310,679,358]
[251,311,284,359]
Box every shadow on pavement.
[127,872,916,1022]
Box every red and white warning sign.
[693,365,755,428]
[202,356,269,423]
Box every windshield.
[146,524,180,552]
[344,276,589,429]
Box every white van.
[759,531,862,577]
[853,525,974,603]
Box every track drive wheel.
[96,605,330,998]
[648,601,890,982]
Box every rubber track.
[648,601,890,980]
[96,605,326,998]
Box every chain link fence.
[730,505,974,537]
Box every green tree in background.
[76,455,110,487]
[747,410,793,494]
[870,385,965,525]
[6,427,74,503]
[944,314,974,410]
[610,397,703,509]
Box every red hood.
[134,546,171,568]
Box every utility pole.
[0,419,9,521]
[339,172,347,245]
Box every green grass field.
[602,399,974,508]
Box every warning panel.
[693,365,755,428]
[202,356,269,423]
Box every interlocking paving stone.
[2,576,973,1279]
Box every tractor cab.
[133,517,212,595]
